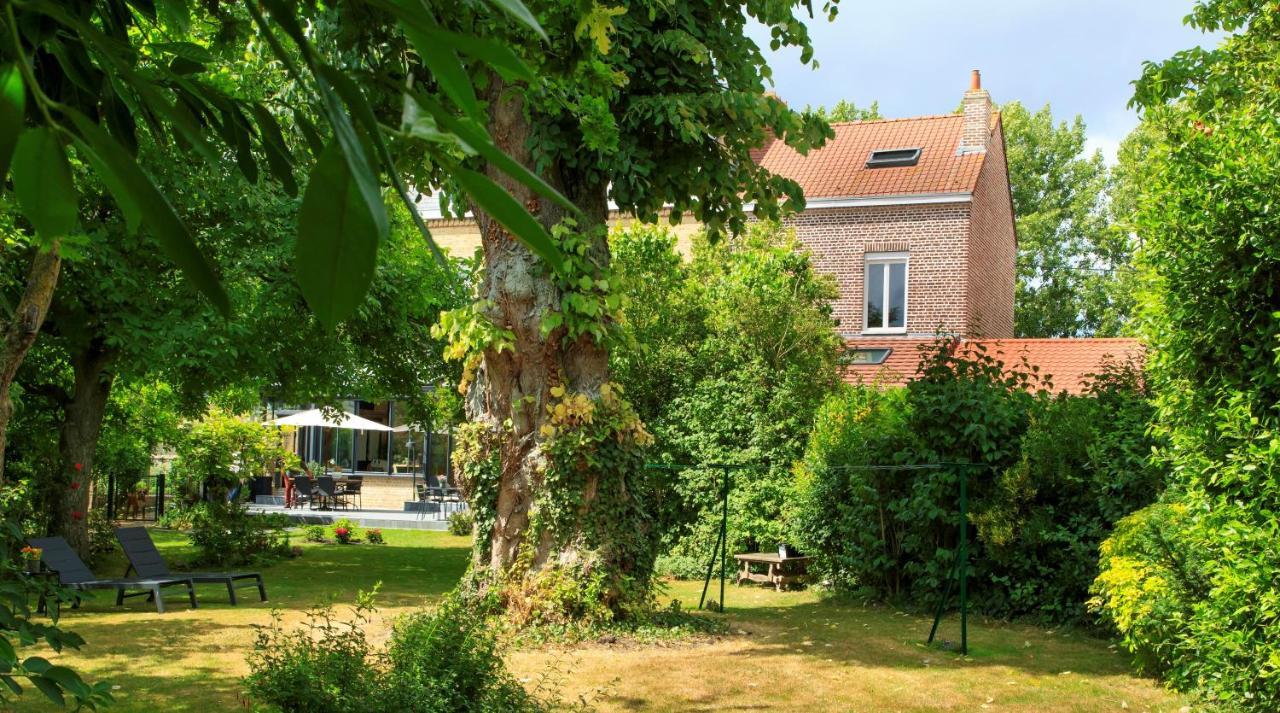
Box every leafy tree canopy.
[1001,101,1132,337]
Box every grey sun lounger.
[115,527,267,605]
[28,536,197,614]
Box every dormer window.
[841,348,893,365]
[866,148,921,168]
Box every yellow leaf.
[550,385,566,398]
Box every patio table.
[733,552,812,591]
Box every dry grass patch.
[509,580,1189,712]
[8,528,1187,712]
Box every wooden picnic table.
[734,552,812,591]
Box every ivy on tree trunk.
[0,242,60,482]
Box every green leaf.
[454,168,564,274]
[0,65,25,183]
[295,143,381,329]
[28,675,62,707]
[317,66,447,266]
[399,23,480,119]
[482,0,548,41]
[41,666,90,699]
[67,111,231,316]
[414,93,580,219]
[292,109,326,157]
[12,128,78,238]
[249,103,298,196]
[375,1,532,82]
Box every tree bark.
[466,78,622,591]
[0,242,62,482]
[52,336,116,556]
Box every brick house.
[419,71,1140,394]
[752,70,1140,393]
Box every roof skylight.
[866,148,921,168]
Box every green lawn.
[10,528,1187,712]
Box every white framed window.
[864,252,908,334]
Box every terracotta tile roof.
[756,114,993,199]
[842,338,937,389]
[842,338,1144,395]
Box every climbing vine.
[539,219,628,346]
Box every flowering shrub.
[333,526,352,545]
[365,529,385,545]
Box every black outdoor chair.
[292,475,314,510]
[414,483,435,520]
[28,536,197,614]
[116,527,267,605]
[316,476,349,511]
[341,478,363,510]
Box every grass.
[10,528,1187,712]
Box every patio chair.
[341,478,363,510]
[115,527,267,605]
[292,475,315,510]
[316,476,349,511]
[28,536,197,614]
[414,483,434,520]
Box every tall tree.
[0,0,564,480]
[810,99,882,122]
[1091,2,1280,708]
[9,146,460,553]
[1001,101,1129,337]
[431,0,839,617]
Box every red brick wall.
[781,204,971,338]
[965,116,1016,338]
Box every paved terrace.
[248,499,467,532]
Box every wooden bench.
[734,552,812,591]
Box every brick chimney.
[958,69,992,155]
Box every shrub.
[366,528,385,545]
[169,408,297,505]
[333,526,353,545]
[973,359,1162,622]
[85,508,117,566]
[187,503,290,567]
[381,596,542,712]
[447,510,474,537]
[611,223,842,562]
[792,341,1158,623]
[155,505,198,530]
[302,525,326,543]
[654,554,706,580]
[244,590,549,713]
[244,591,383,711]
[790,384,917,598]
[1089,10,1280,707]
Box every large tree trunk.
[0,242,61,482]
[461,78,648,615]
[52,336,116,556]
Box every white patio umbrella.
[269,408,393,431]
[267,408,392,477]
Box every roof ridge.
[827,114,962,128]
[974,337,1143,343]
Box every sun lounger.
[28,536,197,614]
[115,527,267,605]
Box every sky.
[750,0,1218,163]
